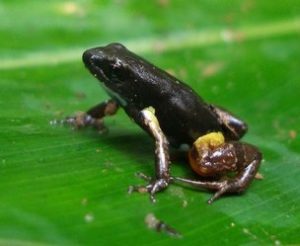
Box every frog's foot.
[172,156,261,204]
[51,99,119,131]
[177,134,262,204]
[205,179,246,204]
[171,177,246,204]
[62,112,106,131]
[128,172,169,203]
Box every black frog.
[64,43,262,204]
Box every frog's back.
[111,44,223,145]
[153,83,222,146]
[130,62,223,145]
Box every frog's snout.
[82,48,103,66]
[82,49,92,65]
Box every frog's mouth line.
[87,60,110,83]
[85,60,127,107]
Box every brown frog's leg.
[128,107,170,203]
[171,132,262,204]
[63,99,119,130]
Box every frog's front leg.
[128,107,170,203]
[63,99,119,130]
[172,132,262,204]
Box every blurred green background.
[1,0,300,245]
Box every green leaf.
[1,0,299,245]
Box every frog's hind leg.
[62,99,119,130]
[209,104,248,141]
[128,106,171,203]
[172,141,262,204]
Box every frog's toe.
[128,184,149,195]
[62,112,106,131]
[207,180,244,204]
[128,176,169,203]
[135,172,152,182]
[147,178,169,202]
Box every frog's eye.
[111,61,129,81]
[111,71,127,84]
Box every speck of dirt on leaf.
[145,213,160,229]
[220,29,245,43]
[84,213,94,223]
[182,200,188,208]
[289,130,297,139]
[81,198,88,206]
[104,161,114,169]
[44,102,51,110]
[169,186,188,207]
[223,13,235,24]
[240,0,255,13]
[201,62,224,78]
[178,68,187,79]
[54,111,65,117]
[153,41,167,53]
[255,172,264,180]
[275,240,281,245]
[75,91,86,100]
[57,2,86,17]
[166,69,176,77]
[115,167,124,173]
[221,29,234,42]
[243,228,257,240]
[157,0,170,7]
[169,186,185,199]
[145,213,182,238]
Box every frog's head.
[82,43,131,85]
[82,43,154,105]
